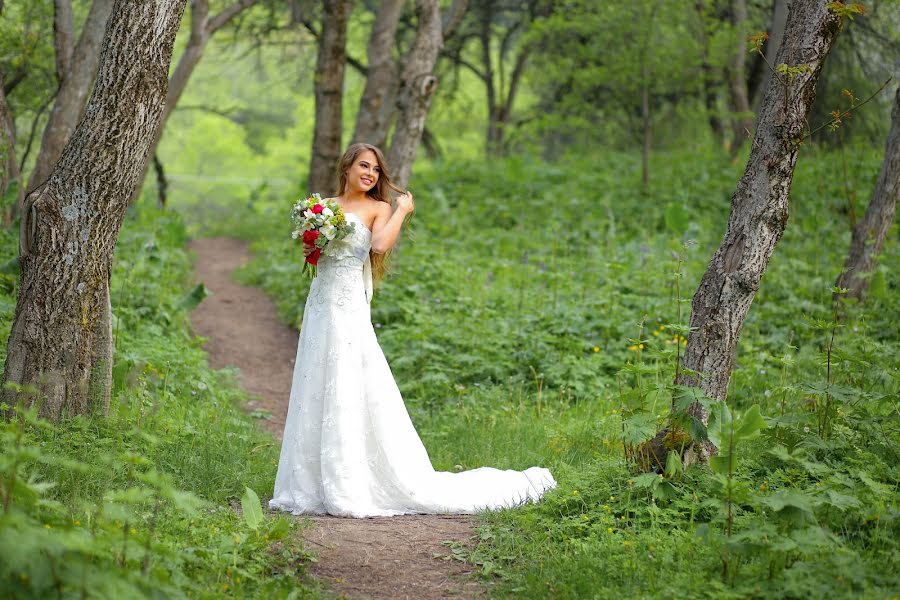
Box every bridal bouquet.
[290,193,356,277]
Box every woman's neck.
[340,188,369,204]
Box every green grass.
[0,205,322,599]
[218,146,899,598]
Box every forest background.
[0,0,898,598]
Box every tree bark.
[387,0,443,191]
[676,0,842,433]
[25,0,114,195]
[3,0,187,421]
[751,0,791,112]
[53,0,76,83]
[0,77,20,225]
[132,0,259,202]
[728,0,755,157]
[352,0,403,148]
[308,0,352,196]
[835,84,900,300]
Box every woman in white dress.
[269,143,557,518]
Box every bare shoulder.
[373,200,392,218]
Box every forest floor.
[187,237,484,600]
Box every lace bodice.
[315,213,373,304]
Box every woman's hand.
[396,191,415,215]
[303,241,316,257]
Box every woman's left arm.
[371,192,414,253]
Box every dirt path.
[187,237,484,599]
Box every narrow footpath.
[187,237,484,599]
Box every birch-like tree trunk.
[351,0,403,148]
[2,0,187,421]
[352,0,467,152]
[25,0,114,196]
[835,85,900,300]
[387,0,443,191]
[655,0,844,462]
[308,0,352,196]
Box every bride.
[269,143,557,518]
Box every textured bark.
[387,0,443,191]
[308,0,352,196]
[835,85,900,300]
[728,0,755,156]
[3,0,187,421]
[352,0,403,148]
[133,0,259,201]
[676,0,842,424]
[26,0,114,194]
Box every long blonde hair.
[335,143,405,286]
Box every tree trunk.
[0,77,20,225]
[132,0,259,202]
[387,0,443,191]
[25,0,114,195]
[53,0,75,83]
[751,0,791,112]
[675,0,842,440]
[835,85,900,300]
[695,0,725,146]
[727,0,755,156]
[3,0,187,422]
[352,0,403,148]
[308,0,352,196]
[478,1,498,156]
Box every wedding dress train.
[269,213,557,518]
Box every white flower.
[321,223,337,240]
[304,209,314,219]
[322,207,334,217]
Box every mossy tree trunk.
[2,0,187,421]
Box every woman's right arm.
[371,193,414,254]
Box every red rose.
[311,203,324,214]
[306,248,322,265]
[303,229,320,244]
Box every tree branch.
[208,0,260,34]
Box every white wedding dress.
[269,213,557,518]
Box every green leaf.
[733,404,767,440]
[664,451,683,479]
[177,283,211,312]
[706,402,732,450]
[241,486,264,531]
[664,202,689,234]
[709,454,733,476]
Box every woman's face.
[347,150,381,193]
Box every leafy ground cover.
[0,207,321,598]
[221,147,899,598]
